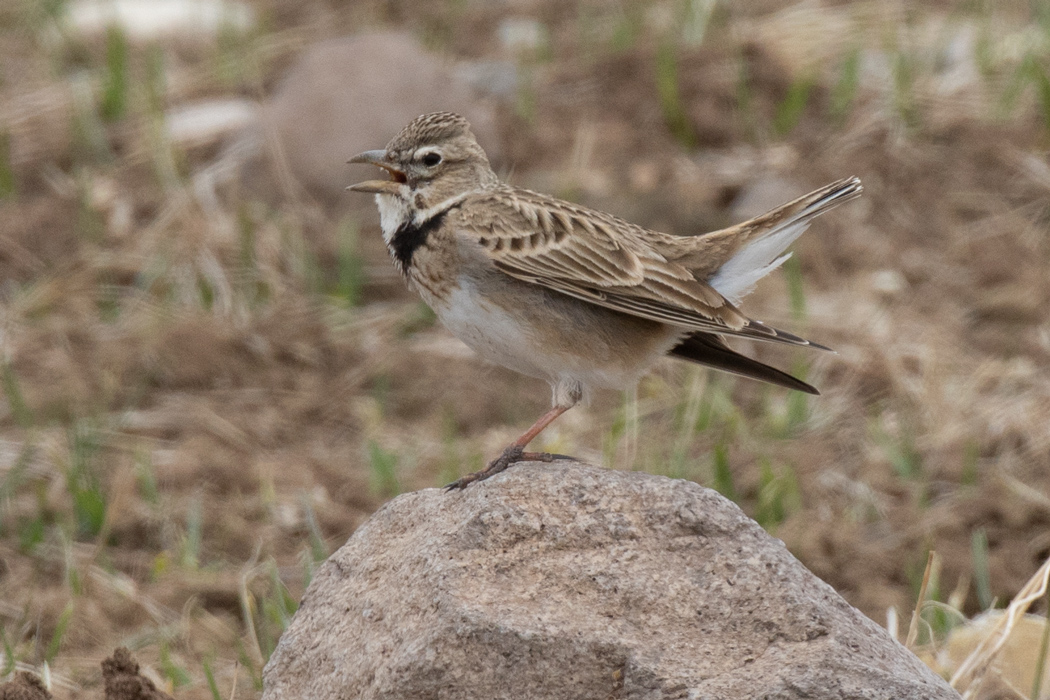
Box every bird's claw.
[443,446,573,491]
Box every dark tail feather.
[670,333,820,395]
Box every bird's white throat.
[375,193,412,245]
[374,190,475,244]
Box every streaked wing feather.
[460,186,748,330]
[496,264,826,350]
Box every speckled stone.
[263,461,959,700]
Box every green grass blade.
[100,25,129,122]
[135,450,159,504]
[830,47,861,123]
[0,441,33,506]
[159,641,192,688]
[656,42,698,148]
[44,601,74,663]
[755,461,801,530]
[336,218,367,307]
[2,361,33,429]
[1032,60,1050,135]
[367,441,400,498]
[1,626,15,675]
[182,496,202,569]
[774,74,814,136]
[298,492,328,562]
[0,129,14,199]
[202,656,222,700]
[711,442,737,502]
[783,254,807,321]
[67,422,107,539]
[971,527,992,610]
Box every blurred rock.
[263,462,959,700]
[870,269,909,298]
[691,144,800,197]
[62,0,254,42]
[249,33,502,203]
[455,60,519,99]
[860,49,893,91]
[936,24,981,95]
[628,159,660,193]
[165,99,258,149]
[497,18,546,53]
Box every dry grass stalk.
[1034,591,1050,699]
[906,550,936,649]
[950,555,1050,697]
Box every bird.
[348,112,861,490]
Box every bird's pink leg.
[445,404,574,490]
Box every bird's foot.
[444,446,573,491]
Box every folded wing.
[454,180,858,350]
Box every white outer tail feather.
[708,177,862,304]
[709,223,806,303]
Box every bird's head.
[348,112,498,214]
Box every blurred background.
[1,0,1049,697]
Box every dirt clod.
[101,649,173,700]
[0,673,51,700]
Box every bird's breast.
[386,210,451,275]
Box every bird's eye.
[421,152,442,167]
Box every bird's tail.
[670,332,819,394]
[696,177,862,304]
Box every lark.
[348,112,861,489]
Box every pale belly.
[418,269,684,402]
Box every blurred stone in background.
[241,32,503,205]
[63,0,255,43]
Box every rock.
[935,23,980,96]
[455,60,520,99]
[252,33,502,202]
[497,18,547,53]
[62,0,254,43]
[0,672,51,700]
[263,461,960,700]
[164,99,258,149]
[869,269,908,298]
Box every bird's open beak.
[347,150,406,194]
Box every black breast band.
[390,208,453,271]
